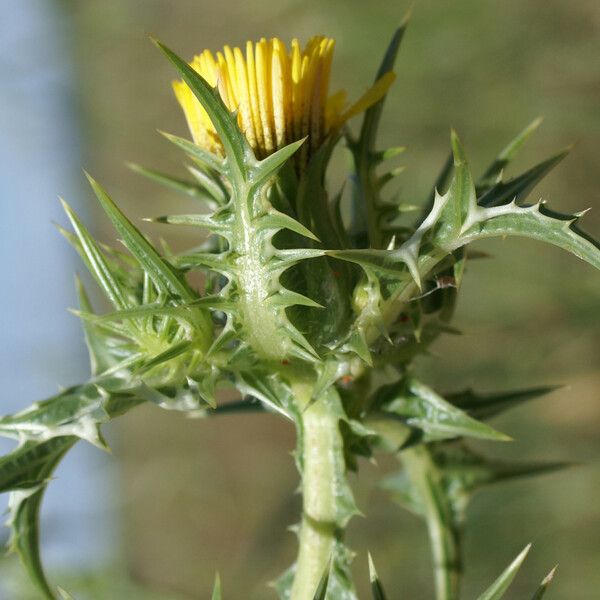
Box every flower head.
[173,36,395,161]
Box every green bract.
[1,15,599,600]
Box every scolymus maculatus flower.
[173,36,395,165]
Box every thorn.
[564,141,578,153]
[368,552,377,581]
[574,207,591,218]
[58,196,71,212]
[400,3,415,26]
[542,565,558,585]
[533,115,544,125]
[375,321,393,344]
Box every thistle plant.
[1,15,599,600]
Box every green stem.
[290,383,349,600]
[233,182,286,361]
[401,446,462,600]
[360,157,385,250]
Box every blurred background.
[0,0,598,598]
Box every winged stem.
[401,446,462,600]
[290,382,353,600]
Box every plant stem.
[401,446,462,600]
[290,383,347,600]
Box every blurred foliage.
[0,557,187,599]
[5,0,598,598]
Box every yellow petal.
[271,39,287,148]
[200,50,218,87]
[291,39,303,141]
[246,41,265,154]
[336,71,396,126]
[325,90,347,131]
[223,45,239,100]
[256,38,274,154]
[233,47,257,150]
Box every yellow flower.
[172,36,395,161]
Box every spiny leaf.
[325,248,415,282]
[60,199,130,311]
[446,385,560,420]
[259,209,319,241]
[531,566,557,600]
[151,213,233,236]
[2,437,77,600]
[477,117,543,191]
[283,323,321,361]
[80,302,208,326]
[211,573,222,600]
[186,164,229,204]
[0,438,75,494]
[154,40,249,179]
[137,340,194,374]
[330,185,351,249]
[86,174,197,302]
[75,276,115,376]
[267,248,326,273]
[426,151,454,207]
[128,162,213,201]
[206,323,238,358]
[174,251,234,275]
[379,378,510,442]
[368,554,388,600]
[235,372,294,420]
[268,289,324,309]
[57,587,76,600]
[344,328,373,365]
[348,16,409,250]
[159,130,225,173]
[210,398,265,416]
[436,130,478,240]
[376,166,405,190]
[374,146,407,162]
[312,563,331,600]
[455,200,600,271]
[252,138,305,187]
[324,539,359,599]
[475,545,531,600]
[187,369,218,409]
[359,11,410,150]
[0,383,144,446]
[428,442,572,494]
[478,147,570,208]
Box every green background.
[4,0,600,598]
